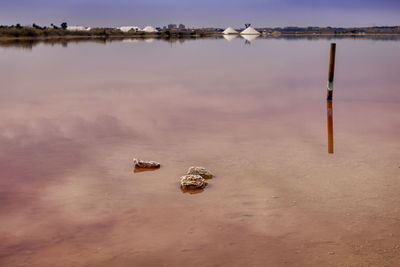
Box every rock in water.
[133,158,161,168]
[187,166,213,179]
[180,175,207,189]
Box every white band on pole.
[327,81,334,91]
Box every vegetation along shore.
[1,23,400,40]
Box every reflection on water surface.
[327,100,334,154]
[0,37,399,266]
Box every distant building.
[178,24,185,30]
[168,24,177,30]
[118,26,141,32]
[66,26,91,31]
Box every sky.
[0,0,399,28]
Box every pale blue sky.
[1,0,399,28]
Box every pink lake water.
[0,37,400,266]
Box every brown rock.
[180,175,207,189]
[187,166,213,179]
[133,158,161,168]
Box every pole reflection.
[327,100,334,154]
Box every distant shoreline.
[1,25,400,40]
[1,32,400,41]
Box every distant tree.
[61,22,67,30]
[51,23,59,29]
[32,23,42,29]
[16,23,22,29]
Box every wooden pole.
[327,43,336,100]
[327,100,334,154]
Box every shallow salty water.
[0,36,400,266]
